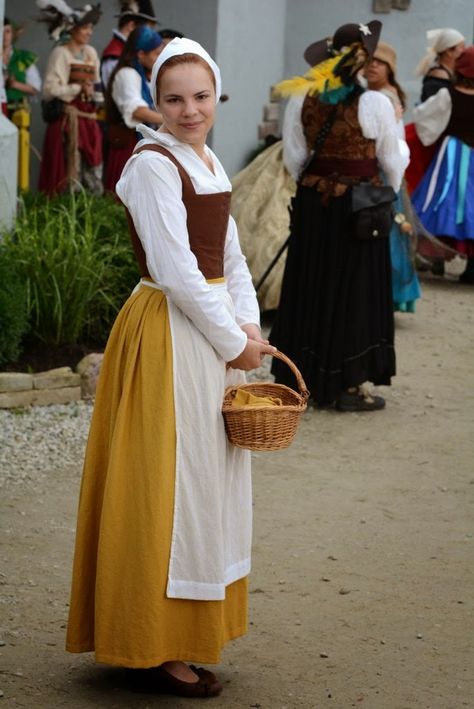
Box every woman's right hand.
[228,339,276,371]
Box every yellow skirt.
[66,287,247,668]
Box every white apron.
[137,278,252,601]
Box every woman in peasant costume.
[37,0,103,195]
[412,46,474,284]
[66,38,275,698]
[364,41,421,313]
[268,21,408,411]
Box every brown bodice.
[444,88,474,148]
[300,93,380,197]
[125,144,231,280]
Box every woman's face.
[157,62,216,148]
[137,44,164,72]
[3,23,13,50]
[71,23,94,45]
[365,58,389,89]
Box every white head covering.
[415,28,465,76]
[150,37,222,107]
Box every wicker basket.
[222,351,309,451]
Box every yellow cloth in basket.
[231,389,282,408]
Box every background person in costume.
[412,46,474,284]
[66,37,275,698]
[103,25,163,193]
[404,28,466,198]
[365,41,421,313]
[416,28,465,102]
[269,21,408,412]
[2,17,41,117]
[100,0,159,91]
[37,0,103,196]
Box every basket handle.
[270,350,310,401]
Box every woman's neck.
[67,39,86,58]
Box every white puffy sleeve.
[112,68,149,128]
[413,88,452,146]
[282,94,308,181]
[116,152,248,362]
[358,90,409,192]
[224,216,260,328]
[25,64,42,92]
[42,47,80,102]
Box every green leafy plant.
[0,245,29,366]
[1,190,138,348]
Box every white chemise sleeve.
[413,88,452,146]
[116,152,247,362]
[224,216,260,328]
[358,90,409,192]
[112,67,149,128]
[282,94,308,181]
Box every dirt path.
[1,275,473,709]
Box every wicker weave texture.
[222,352,309,451]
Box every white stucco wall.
[283,0,473,120]
[4,0,473,188]
[212,0,287,175]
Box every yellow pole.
[11,106,30,191]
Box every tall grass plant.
[2,191,138,347]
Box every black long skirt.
[270,185,395,405]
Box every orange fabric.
[66,287,247,667]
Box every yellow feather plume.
[275,51,349,98]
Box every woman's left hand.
[240,323,268,345]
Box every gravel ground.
[0,354,272,490]
[1,280,472,708]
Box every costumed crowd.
[1,1,473,699]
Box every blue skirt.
[390,191,421,313]
[412,136,474,241]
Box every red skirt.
[38,98,102,196]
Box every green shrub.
[1,190,138,348]
[0,246,29,366]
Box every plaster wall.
[212,0,287,175]
[283,0,473,121]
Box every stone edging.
[0,353,104,409]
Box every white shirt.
[282,90,409,192]
[111,67,150,128]
[413,87,451,146]
[116,128,260,362]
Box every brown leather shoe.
[128,665,223,697]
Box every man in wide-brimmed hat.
[101,1,159,89]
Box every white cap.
[415,28,465,76]
[150,37,222,107]
[426,28,465,54]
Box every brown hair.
[155,53,215,102]
[387,68,407,111]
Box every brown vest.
[300,93,380,197]
[124,144,231,280]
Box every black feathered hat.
[36,1,101,40]
[304,20,382,66]
[116,0,157,23]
